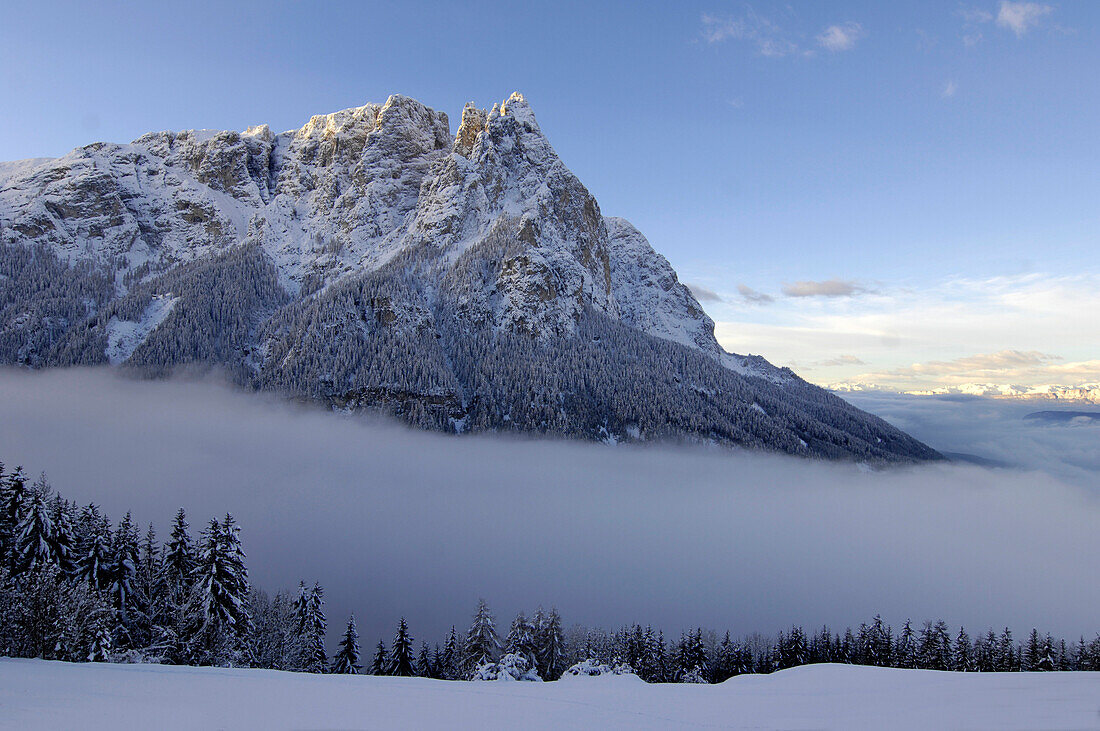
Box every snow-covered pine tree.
[134,522,165,650]
[416,641,433,678]
[505,611,537,665]
[1038,633,1056,671]
[0,466,28,568]
[463,599,500,676]
[187,514,251,665]
[388,617,416,676]
[439,626,460,680]
[677,628,709,680]
[47,495,75,576]
[973,629,994,672]
[953,627,973,671]
[292,581,328,671]
[536,606,567,680]
[75,505,111,590]
[370,639,388,675]
[635,626,663,682]
[53,574,114,663]
[895,619,916,668]
[107,511,140,647]
[14,482,56,574]
[997,627,1017,671]
[164,508,195,596]
[713,631,736,682]
[655,629,670,681]
[840,627,856,664]
[330,615,361,674]
[1024,628,1042,671]
[868,615,892,667]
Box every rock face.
[0,92,940,461]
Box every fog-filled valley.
[1,368,1096,648]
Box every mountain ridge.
[0,92,940,462]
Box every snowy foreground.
[1,659,1098,730]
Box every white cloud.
[942,80,958,98]
[816,355,866,367]
[737,283,774,304]
[816,22,864,52]
[871,349,1067,383]
[713,273,1100,391]
[781,278,871,297]
[700,10,799,57]
[996,1,1053,36]
[686,283,723,303]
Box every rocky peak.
[455,102,487,156]
[0,92,941,461]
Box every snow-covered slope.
[1,658,1096,730]
[0,93,939,461]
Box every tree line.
[1,459,1097,681]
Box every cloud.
[714,273,1100,392]
[878,349,1063,380]
[840,390,1100,489]
[957,7,994,24]
[815,355,866,368]
[959,2,1054,41]
[996,1,1053,36]
[817,22,864,52]
[737,283,774,304]
[1,369,1098,644]
[700,10,799,57]
[942,80,958,98]
[686,283,723,303]
[781,278,870,298]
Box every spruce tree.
[536,607,567,680]
[0,466,28,568]
[76,505,111,590]
[464,599,501,674]
[370,639,388,675]
[188,515,250,665]
[953,627,973,671]
[331,615,361,674]
[977,629,998,672]
[1024,629,1042,671]
[14,485,56,574]
[868,615,892,667]
[713,631,736,682]
[293,581,327,672]
[505,611,537,665]
[439,626,460,679]
[1038,634,1056,671]
[388,617,416,676]
[416,641,433,678]
[47,495,76,576]
[164,508,195,595]
[997,627,1017,671]
[895,620,916,668]
[107,511,140,645]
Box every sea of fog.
[0,369,1097,648]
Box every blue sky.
[2,1,1097,390]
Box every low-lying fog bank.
[1,368,1097,646]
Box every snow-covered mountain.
[0,92,939,461]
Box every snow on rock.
[104,294,178,365]
[1,658,1098,730]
